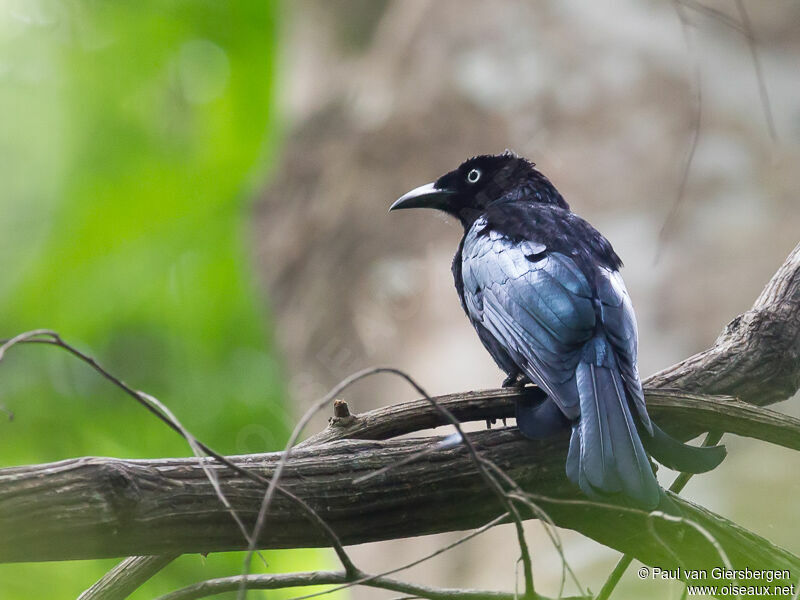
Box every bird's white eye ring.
[467,168,481,183]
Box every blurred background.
[1,0,799,598]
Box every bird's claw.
[502,373,530,388]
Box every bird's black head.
[390,151,569,228]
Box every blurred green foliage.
[0,1,337,597]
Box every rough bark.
[300,389,800,451]
[2,421,799,594]
[1,242,799,597]
[77,555,178,600]
[646,242,800,406]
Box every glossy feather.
[394,153,726,509]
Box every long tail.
[641,421,726,474]
[567,358,661,508]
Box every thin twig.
[156,570,523,600]
[734,0,778,141]
[0,331,358,586]
[658,0,703,255]
[276,513,512,600]
[646,509,739,600]
[352,432,463,484]
[380,369,538,600]
[241,367,537,599]
[512,485,742,600]
[239,367,407,597]
[485,460,586,598]
[677,0,747,35]
[0,331,253,542]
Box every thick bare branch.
[647,242,800,405]
[302,389,800,451]
[1,426,798,590]
[2,241,799,599]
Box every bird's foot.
[502,373,530,388]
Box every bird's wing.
[594,265,726,475]
[461,219,596,419]
[462,219,723,505]
[594,266,651,432]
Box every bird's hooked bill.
[390,182,455,212]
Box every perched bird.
[390,152,725,508]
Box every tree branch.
[77,555,178,600]
[646,242,800,405]
[301,389,800,452]
[2,241,799,599]
[152,570,522,600]
[0,423,798,586]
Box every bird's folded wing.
[594,266,652,432]
[462,229,596,418]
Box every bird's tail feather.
[640,421,726,474]
[567,360,661,509]
[515,396,570,439]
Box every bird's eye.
[467,168,481,183]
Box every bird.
[390,151,725,509]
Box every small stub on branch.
[329,399,358,428]
[333,399,351,418]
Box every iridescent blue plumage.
[391,152,725,508]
